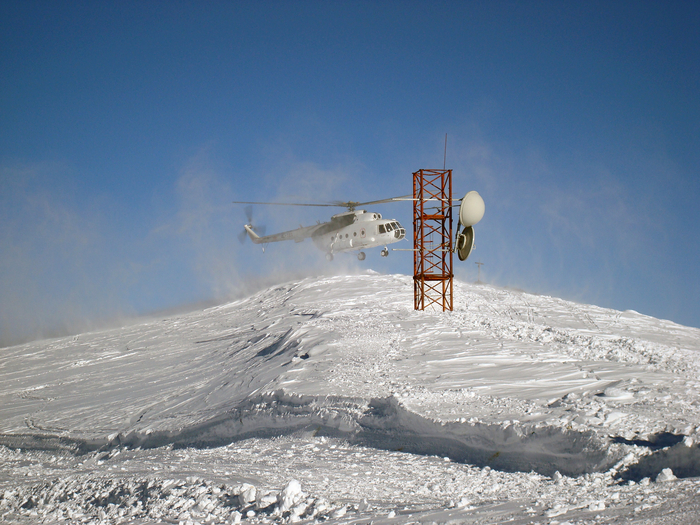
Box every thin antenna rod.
[475,260,484,283]
[443,133,447,169]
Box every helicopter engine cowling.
[459,191,485,227]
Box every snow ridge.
[80,391,625,476]
[2,389,618,478]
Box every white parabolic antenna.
[459,190,485,227]
[456,191,485,262]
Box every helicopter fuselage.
[243,209,406,259]
[311,210,406,255]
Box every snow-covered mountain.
[2,273,699,524]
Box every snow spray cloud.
[168,151,246,300]
[0,152,321,347]
[0,150,363,348]
[164,149,372,308]
[0,163,137,346]
[0,154,254,347]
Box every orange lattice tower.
[413,169,453,311]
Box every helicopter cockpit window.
[385,223,393,232]
[378,224,386,234]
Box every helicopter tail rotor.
[238,205,267,244]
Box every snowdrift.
[2,273,700,523]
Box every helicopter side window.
[378,224,386,234]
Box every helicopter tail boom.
[244,223,320,245]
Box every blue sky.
[1,1,699,345]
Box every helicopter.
[233,191,485,262]
[233,196,411,261]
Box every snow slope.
[1,273,700,524]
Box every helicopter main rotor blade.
[232,200,340,207]
[233,195,413,211]
[348,195,413,207]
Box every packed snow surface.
[2,273,700,524]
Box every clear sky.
[1,0,699,345]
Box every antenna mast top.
[443,133,447,169]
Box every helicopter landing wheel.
[326,253,334,261]
[380,248,389,257]
[357,251,366,261]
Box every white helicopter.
[233,196,411,261]
[233,191,485,262]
